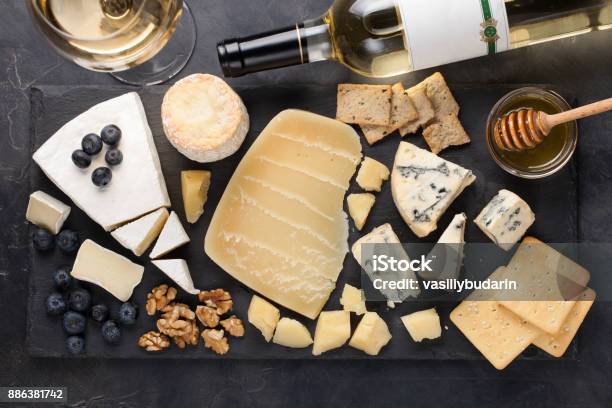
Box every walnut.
[138,331,171,352]
[156,303,195,338]
[202,329,229,355]
[160,302,196,321]
[198,289,232,315]
[220,315,245,337]
[175,319,199,349]
[146,285,177,316]
[196,305,220,328]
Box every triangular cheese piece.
[152,259,200,295]
[33,92,171,231]
[150,211,190,259]
[420,213,466,282]
[111,208,169,256]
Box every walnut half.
[146,285,177,316]
[196,305,220,328]
[220,315,245,337]
[138,331,171,352]
[202,329,229,355]
[198,289,233,315]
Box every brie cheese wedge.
[150,211,190,259]
[151,259,200,295]
[33,92,171,231]
[111,208,169,257]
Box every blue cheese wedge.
[111,208,169,257]
[151,259,200,295]
[150,211,190,259]
[474,189,535,251]
[420,213,466,281]
[33,93,171,232]
[71,240,144,302]
[391,142,475,238]
[26,191,71,234]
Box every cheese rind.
[181,170,211,224]
[401,308,442,342]
[33,93,171,231]
[312,310,351,356]
[347,193,375,231]
[474,189,535,251]
[205,110,362,319]
[248,295,280,342]
[111,208,169,257]
[26,191,71,234]
[150,211,190,259]
[71,239,144,302]
[272,317,314,348]
[348,312,392,355]
[339,284,366,315]
[151,259,199,295]
[355,157,390,192]
[391,142,475,238]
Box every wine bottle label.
[398,0,510,70]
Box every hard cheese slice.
[152,259,199,295]
[111,208,169,257]
[150,211,190,259]
[391,142,475,238]
[205,110,362,319]
[71,239,144,302]
[33,92,170,231]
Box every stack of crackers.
[336,72,470,154]
[450,237,595,370]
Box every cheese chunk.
[391,142,475,238]
[111,208,169,257]
[33,93,171,231]
[347,193,375,231]
[312,310,351,356]
[474,189,535,251]
[349,312,392,355]
[401,308,442,342]
[272,317,314,348]
[340,284,367,315]
[182,170,211,224]
[205,110,362,319]
[71,239,144,302]
[356,157,390,192]
[26,191,71,234]
[248,295,280,342]
[420,213,467,281]
[152,259,199,295]
[150,211,190,259]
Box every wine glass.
[27,0,196,86]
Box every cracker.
[422,113,471,154]
[422,72,460,123]
[499,237,590,335]
[360,124,394,145]
[532,288,595,357]
[450,267,539,370]
[336,84,392,126]
[399,86,434,136]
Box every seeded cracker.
[422,113,471,154]
[360,83,418,144]
[422,72,460,123]
[336,84,392,126]
[399,86,434,136]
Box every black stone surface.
[1,0,612,406]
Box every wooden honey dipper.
[493,98,612,151]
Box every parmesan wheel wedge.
[162,74,249,162]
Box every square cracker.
[360,83,418,144]
[422,72,460,123]
[422,113,471,154]
[399,86,434,136]
[450,267,539,370]
[532,288,595,357]
[336,84,392,126]
[499,237,590,335]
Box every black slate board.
[27,84,578,360]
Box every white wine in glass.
[28,0,197,85]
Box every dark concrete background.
[1,0,611,406]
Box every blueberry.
[71,150,92,168]
[101,124,121,145]
[63,311,86,335]
[117,302,138,326]
[81,133,103,155]
[57,230,80,254]
[91,304,109,323]
[91,167,112,187]
[101,320,121,345]
[46,292,66,315]
[32,227,55,251]
[68,288,91,312]
[105,148,123,166]
[52,265,72,291]
[66,336,85,355]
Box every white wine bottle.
[217,0,612,78]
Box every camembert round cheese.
[161,74,249,162]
